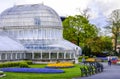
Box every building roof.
[0,4,62,28]
[0,35,25,51]
[48,39,81,55]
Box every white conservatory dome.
[0,4,62,28]
[0,4,81,63]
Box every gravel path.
[73,63,120,79]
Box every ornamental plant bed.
[86,58,96,62]
[46,62,74,68]
[0,68,64,73]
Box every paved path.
[73,63,120,79]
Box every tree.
[63,15,98,47]
[62,16,77,44]
[63,15,113,56]
[106,9,120,54]
[84,36,112,56]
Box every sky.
[0,0,120,27]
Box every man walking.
[108,56,112,66]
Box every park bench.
[80,67,88,77]
[80,61,104,77]
[90,62,103,73]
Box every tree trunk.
[114,34,118,55]
[77,37,79,46]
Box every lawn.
[1,64,81,79]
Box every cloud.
[0,0,91,16]
[96,0,120,16]
[0,0,120,27]
[87,0,120,27]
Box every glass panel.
[34,53,41,59]
[17,53,20,59]
[66,53,70,59]
[7,53,11,60]
[1,53,5,60]
[21,53,24,59]
[51,53,57,59]
[42,53,49,59]
[59,53,64,59]
[26,53,32,59]
[12,53,16,60]
[71,53,74,59]
[34,16,41,26]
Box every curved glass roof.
[0,4,62,28]
[20,39,81,55]
[0,35,25,51]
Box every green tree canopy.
[82,36,112,56]
[63,15,113,56]
[63,15,98,47]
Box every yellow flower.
[86,58,96,62]
[47,62,74,67]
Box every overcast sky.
[0,0,120,27]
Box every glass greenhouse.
[0,4,81,62]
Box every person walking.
[108,56,112,66]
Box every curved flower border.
[0,68,64,73]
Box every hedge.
[0,61,32,68]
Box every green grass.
[1,64,81,79]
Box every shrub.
[79,56,89,62]
[25,61,33,65]
[79,56,89,59]
[19,62,29,68]
[0,61,29,68]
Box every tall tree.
[106,9,120,53]
[63,15,98,47]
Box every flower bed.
[46,62,74,68]
[86,58,96,62]
[0,68,64,73]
